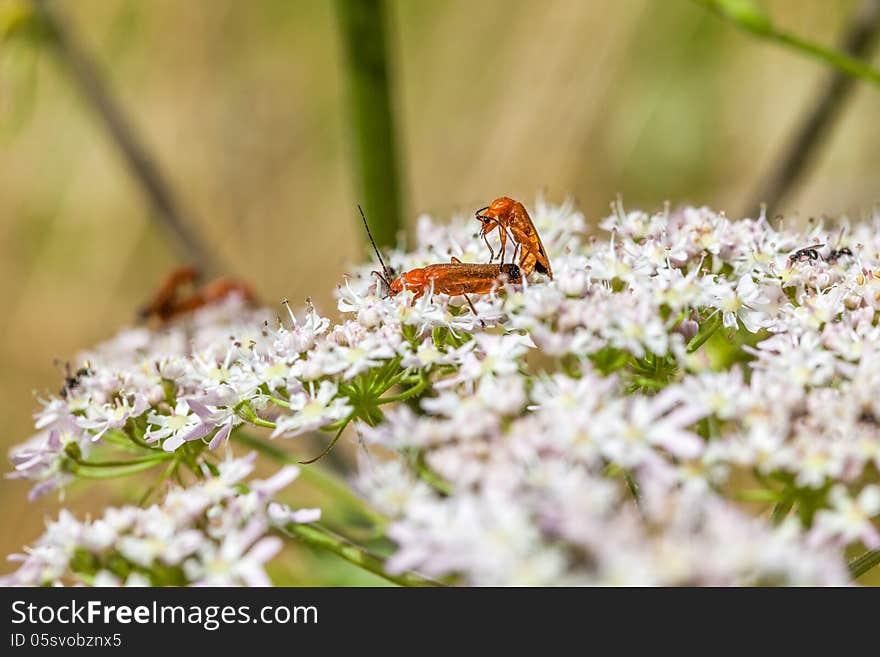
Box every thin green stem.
[745,0,880,216]
[694,0,880,88]
[687,312,722,353]
[412,450,453,496]
[138,458,180,506]
[29,0,221,273]
[232,429,387,526]
[849,549,880,579]
[299,422,349,464]
[623,471,641,506]
[771,498,794,525]
[71,459,168,479]
[735,489,781,503]
[774,28,880,87]
[101,428,158,453]
[283,522,443,587]
[706,414,721,441]
[378,375,429,405]
[322,416,351,431]
[70,453,171,468]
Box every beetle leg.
[463,294,485,328]
[482,231,496,262]
[498,228,508,266]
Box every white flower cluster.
[2,454,318,586]
[5,196,880,585]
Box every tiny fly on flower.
[139,266,258,322]
[827,246,853,263]
[55,360,93,399]
[474,197,553,279]
[788,244,824,266]
[826,229,855,264]
[359,205,521,317]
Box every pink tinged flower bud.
[674,319,699,341]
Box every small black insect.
[788,243,824,266]
[826,246,853,264]
[57,361,93,399]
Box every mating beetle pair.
[365,197,553,316]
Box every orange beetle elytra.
[475,197,552,279]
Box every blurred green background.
[1,0,878,583]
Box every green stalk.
[284,522,443,587]
[770,498,794,524]
[335,0,405,249]
[100,429,159,454]
[299,422,349,465]
[412,449,453,496]
[687,312,722,353]
[694,0,880,87]
[773,29,880,87]
[232,429,387,526]
[848,549,880,579]
[71,459,168,479]
[378,375,429,404]
[70,453,171,468]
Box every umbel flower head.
[5,196,880,585]
[2,454,318,586]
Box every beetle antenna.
[371,270,391,288]
[358,204,392,279]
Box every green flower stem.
[283,522,443,587]
[123,420,155,450]
[735,489,782,503]
[849,549,880,579]
[234,400,277,429]
[29,0,222,273]
[71,459,169,479]
[299,422,349,464]
[377,375,429,405]
[707,415,721,441]
[101,429,158,453]
[138,458,180,506]
[694,0,880,88]
[687,312,722,353]
[772,28,880,87]
[412,450,453,496]
[771,498,794,524]
[268,396,292,409]
[335,0,405,250]
[623,471,641,505]
[322,416,351,431]
[70,453,171,468]
[232,429,387,526]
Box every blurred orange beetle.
[475,197,552,279]
[139,266,257,322]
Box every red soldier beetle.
[358,205,521,318]
[475,197,553,279]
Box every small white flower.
[712,275,770,333]
[271,381,352,438]
[811,486,880,549]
